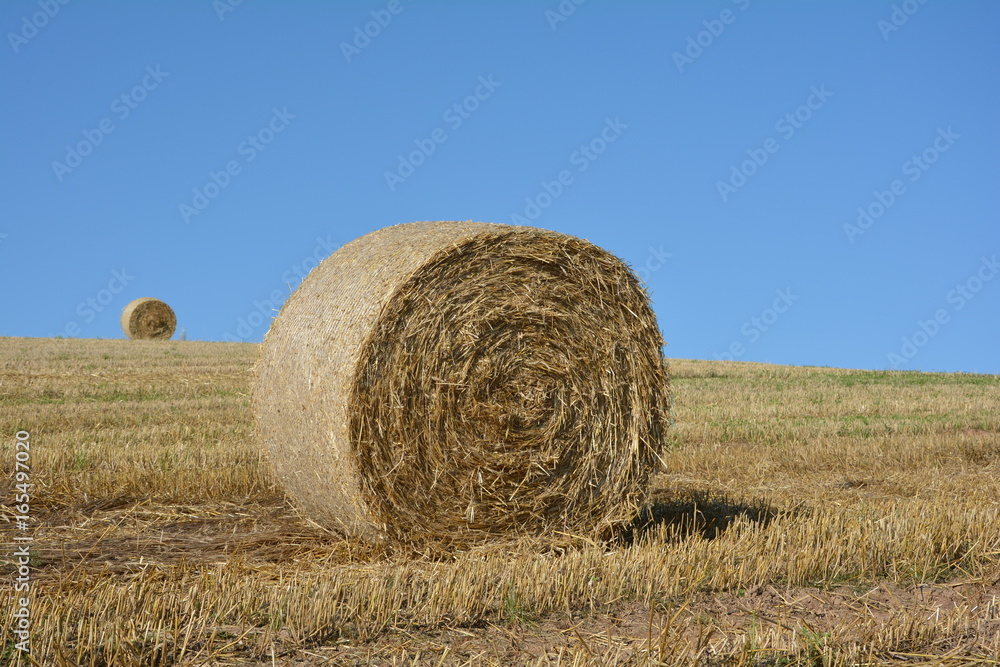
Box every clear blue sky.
[2,1,997,374]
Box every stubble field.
[1,336,998,666]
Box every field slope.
[1,337,998,666]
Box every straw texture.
[254,221,670,543]
[121,297,176,340]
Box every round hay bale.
[254,221,670,543]
[121,297,176,340]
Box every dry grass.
[1,336,999,665]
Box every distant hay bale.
[121,298,176,340]
[254,221,671,544]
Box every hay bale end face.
[121,297,177,340]
[254,221,670,544]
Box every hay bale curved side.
[121,297,177,340]
[254,221,671,543]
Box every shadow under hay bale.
[616,492,778,545]
[254,220,672,546]
[121,297,176,340]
